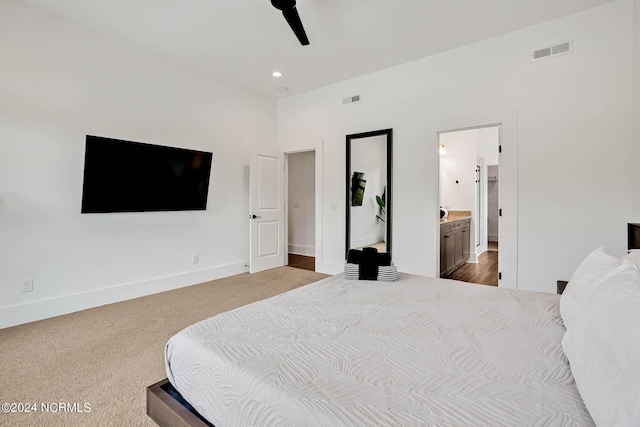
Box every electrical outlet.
[22,278,34,293]
[330,202,338,211]
[192,254,199,264]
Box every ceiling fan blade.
[281,6,309,46]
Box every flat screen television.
[81,135,213,213]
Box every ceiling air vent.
[531,40,573,62]
[343,94,361,105]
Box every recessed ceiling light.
[272,71,282,77]
[278,86,290,93]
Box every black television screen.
[81,135,213,213]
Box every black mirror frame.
[345,128,393,259]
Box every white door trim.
[433,108,518,289]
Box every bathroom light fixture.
[439,142,447,155]
[272,71,282,77]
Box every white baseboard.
[488,234,499,242]
[466,252,479,263]
[0,261,249,330]
[288,244,315,257]
[351,235,384,248]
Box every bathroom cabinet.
[440,218,471,277]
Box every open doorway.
[438,126,500,286]
[286,151,316,271]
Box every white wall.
[439,130,477,213]
[288,151,315,256]
[477,127,500,167]
[0,2,277,328]
[350,136,387,248]
[278,0,635,292]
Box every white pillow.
[622,250,640,270]
[560,247,635,330]
[562,269,640,427]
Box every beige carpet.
[0,267,328,427]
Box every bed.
[149,272,600,427]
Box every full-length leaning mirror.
[345,128,393,258]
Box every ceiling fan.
[270,0,310,46]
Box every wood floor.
[288,254,315,271]
[446,250,498,286]
[287,250,496,285]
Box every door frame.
[436,124,501,278]
[284,149,318,271]
[434,113,517,289]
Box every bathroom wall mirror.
[345,128,392,258]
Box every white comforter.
[166,273,593,427]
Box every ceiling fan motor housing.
[271,0,296,11]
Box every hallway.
[287,254,315,272]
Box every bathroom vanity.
[440,216,471,277]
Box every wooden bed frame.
[146,378,213,427]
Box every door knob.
[250,214,262,219]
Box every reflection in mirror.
[350,172,367,206]
[346,129,392,258]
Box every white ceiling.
[18,0,616,100]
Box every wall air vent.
[343,94,361,105]
[532,47,551,60]
[531,40,573,62]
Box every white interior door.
[250,153,285,273]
